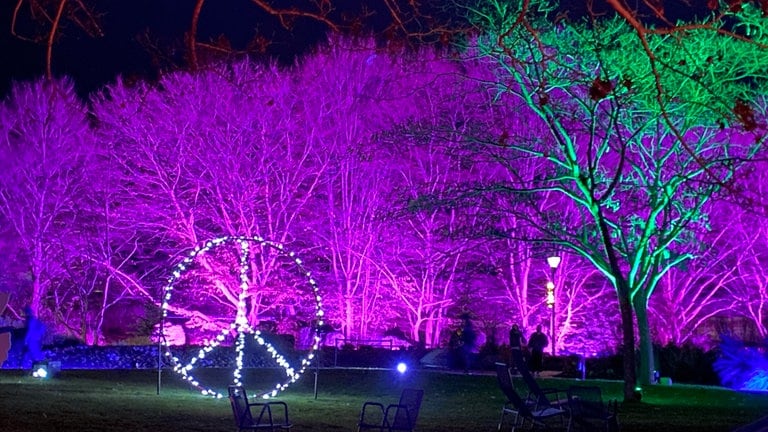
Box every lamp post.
[546,255,561,356]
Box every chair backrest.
[390,388,424,431]
[228,385,253,427]
[495,362,515,398]
[511,354,552,408]
[567,385,607,419]
[495,362,534,418]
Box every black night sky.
[0,0,713,98]
[0,0,369,97]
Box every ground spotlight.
[633,386,643,401]
[396,362,408,374]
[31,361,61,379]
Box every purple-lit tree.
[90,42,475,343]
[729,247,768,340]
[722,174,768,340]
[463,0,768,399]
[550,254,620,355]
[53,162,145,344]
[374,155,477,347]
[477,157,622,353]
[369,54,503,347]
[0,79,142,343]
[485,233,542,338]
[295,39,424,341]
[0,79,97,318]
[649,226,741,347]
[92,62,337,338]
[479,161,554,338]
[309,96,390,342]
[0,225,28,320]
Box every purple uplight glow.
[0,33,766,385]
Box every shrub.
[657,343,719,385]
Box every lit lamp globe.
[547,256,561,270]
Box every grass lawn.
[0,367,767,431]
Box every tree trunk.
[30,242,45,316]
[616,280,639,402]
[596,208,639,402]
[634,296,655,385]
[424,316,435,348]
[344,295,353,340]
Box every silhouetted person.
[528,325,548,377]
[22,306,45,368]
[509,324,526,349]
[509,324,526,373]
[459,314,477,374]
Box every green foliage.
[465,0,768,290]
[470,0,768,127]
[462,0,768,390]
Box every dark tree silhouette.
[10,0,102,79]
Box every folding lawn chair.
[228,385,292,431]
[357,388,424,432]
[496,362,567,431]
[566,385,619,432]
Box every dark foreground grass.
[1,368,767,431]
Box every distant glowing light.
[160,235,323,399]
[31,361,59,379]
[546,281,555,308]
[397,362,408,374]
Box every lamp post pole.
[546,255,561,356]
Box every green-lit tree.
[460,0,768,400]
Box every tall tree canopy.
[459,0,768,400]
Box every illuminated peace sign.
[160,235,324,399]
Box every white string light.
[160,235,323,399]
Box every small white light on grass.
[397,362,407,374]
[33,367,48,379]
